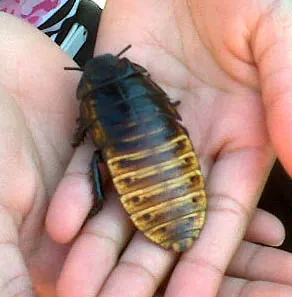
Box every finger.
[91,208,284,297]
[164,148,273,297]
[227,241,292,285]
[97,233,176,297]
[218,276,292,297]
[46,144,104,243]
[57,189,134,297]
[0,206,37,297]
[254,1,292,174]
[244,208,285,247]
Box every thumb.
[255,1,292,175]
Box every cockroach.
[65,45,207,252]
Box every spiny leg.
[72,117,93,147]
[87,150,105,218]
[171,100,181,107]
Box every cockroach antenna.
[116,44,132,57]
[64,66,84,71]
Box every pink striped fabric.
[0,0,67,27]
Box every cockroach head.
[83,54,123,83]
[82,45,132,85]
[65,45,132,100]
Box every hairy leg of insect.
[72,118,88,147]
[131,62,148,74]
[72,118,94,147]
[171,100,181,107]
[87,150,105,218]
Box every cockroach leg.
[171,100,181,107]
[72,118,94,147]
[87,150,105,218]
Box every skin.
[1,0,292,296]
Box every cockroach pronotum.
[65,45,207,252]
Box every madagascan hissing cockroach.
[65,45,207,252]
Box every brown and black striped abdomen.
[105,119,207,252]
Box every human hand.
[45,1,292,297]
[0,13,81,297]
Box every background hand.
[0,13,80,297]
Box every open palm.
[0,0,292,297]
[48,1,292,296]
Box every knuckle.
[118,259,159,288]
[208,192,251,221]
[181,253,224,277]
[82,229,120,252]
